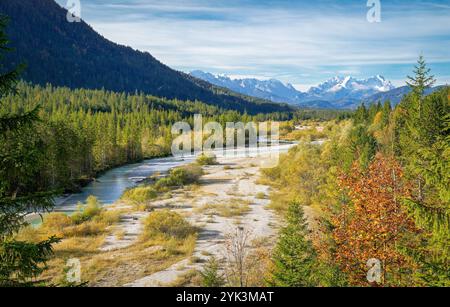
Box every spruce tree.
[397,55,449,286]
[0,15,59,287]
[406,54,436,97]
[270,202,318,287]
[381,100,392,127]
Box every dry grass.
[195,200,251,218]
[196,153,218,166]
[17,196,198,286]
[38,226,198,286]
[168,269,202,287]
[143,210,197,240]
[255,192,266,199]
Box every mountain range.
[0,0,292,115]
[191,71,419,109]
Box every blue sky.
[57,0,450,90]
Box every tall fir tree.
[270,202,318,287]
[0,15,59,287]
[396,55,449,286]
[406,54,436,98]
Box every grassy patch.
[195,200,251,218]
[255,192,266,200]
[122,164,203,205]
[122,186,158,204]
[196,153,218,166]
[143,210,197,240]
[169,269,202,287]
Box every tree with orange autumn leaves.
[332,153,418,286]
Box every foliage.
[0,236,60,286]
[71,196,102,225]
[200,257,225,287]
[196,153,218,166]
[263,56,448,286]
[0,16,59,286]
[122,186,158,204]
[333,154,417,286]
[270,202,318,287]
[144,210,196,239]
[154,165,203,191]
[394,58,449,286]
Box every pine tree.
[0,16,59,287]
[270,202,318,287]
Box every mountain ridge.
[0,0,292,115]
[191,71,404,109]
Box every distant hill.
[363,85,444,105]
[0,0,292,115]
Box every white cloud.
[72,0,450,85]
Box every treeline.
[266,56,449,286]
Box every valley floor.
[88,153,282,287]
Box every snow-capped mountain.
[190,70,397,109]
[306,75,395,102]
[190,70,305,104]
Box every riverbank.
[30,148,288,286]
[16,141,297,286]
[124,153,281,286]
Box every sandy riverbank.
[78,150,283,286]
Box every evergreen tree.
[381,100,392,127]
[200,257,225,287]
[270,202,317,287]
[396,56,449,286]
[406,54,436,97]
[0,16,59,287]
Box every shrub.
[122,186,157,203]
[94,210,121,225]
[71,196,102,224]
[41,213,73,237]
[154,165,202,191]
[122,164,203,205]
[255,192,266,200]
[39,211,107,238]
[196,153,217,166]
[144,210,196,239]
[63,221,105,237]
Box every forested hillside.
[0,82,294,195]
[0,0,292,115]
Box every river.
[53,142,298,213]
